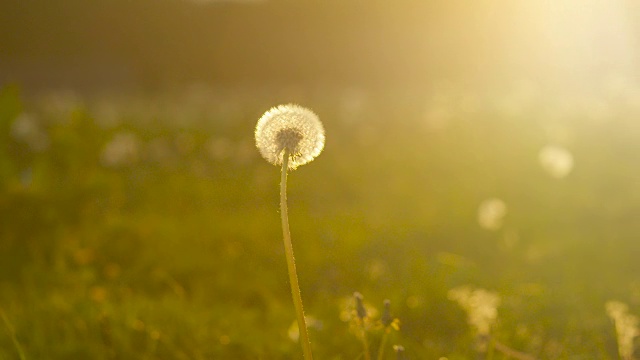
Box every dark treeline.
[0,0,539,91]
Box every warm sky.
[1,0,638,92]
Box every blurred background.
[1,0,640,358]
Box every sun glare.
[516,0,637,89]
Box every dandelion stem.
[280,150,313,360]
[360,319,371,360]
[376,330,390,360]
[0,307,26,360]
[490,338,538,360]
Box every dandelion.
[354,292,368,320]
[449,286,501,352]
[255,104,325,360]
[451,288,538,360]
[606,300,639,360]
[478,198,508,231]
[255,104,324,170]
[378,299,400,360]
[352,292,372,360]
[350,292,373,360]
[539,145,574,179]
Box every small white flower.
[255,104,325,170]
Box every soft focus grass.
[0,84,639,359]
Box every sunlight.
[518,0,637,89]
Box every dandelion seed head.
[255,104,324,170]
[478,198,508,230]
[606,300,639,360]
[539,145,574,179]
[449,286,501,336]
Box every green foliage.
[0,86,637,359]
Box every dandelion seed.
[255,104,324,170]
[478,198,508,231]
[539,145,574,179]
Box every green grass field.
[0,83,639,359]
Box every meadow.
[0,82,639,359]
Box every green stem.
[280,150,313,360]
[491,338,538,360]
[376,329,390,360]
[0,308,26,360]
[360,320,371,360]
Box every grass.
[0,83,638,358]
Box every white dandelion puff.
[606,300,639,360]
[449,286,501,337]
[255,104,325,170]
[539,145,574,179]
[478,198,508,231]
